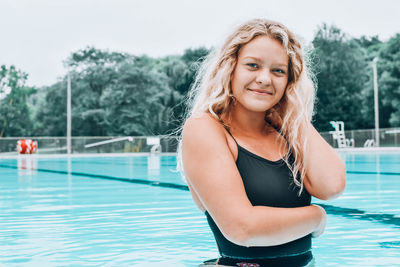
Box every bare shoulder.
[181,112,237,173]
[182,113,238,163]
[183,113,223,132]
[182,113,226,144]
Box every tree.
[312,24,369,131]
[375,34,400,127]
[34,47,130,136]
[0,65,36,137]
[354,35,384,129]
[34,81,67,136]
[354,34,400,128]
[155,47,211,131]
[180,47,210,95]
[100,63,173,135]
[66,47,132,136]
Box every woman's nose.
[255,69,271,86]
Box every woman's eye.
[246,63,258,69]
[273,69,286,74]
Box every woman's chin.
[240,103,274,113]
[242,99,276,113]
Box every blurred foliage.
[0,65,36,137]
[312,24,369,131]
[312,25,400,131]
[31,46,209,137]
[1,25,399,137]
[377,34,400,126]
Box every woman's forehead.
[238,35,288,64]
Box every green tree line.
[1,24,399,137]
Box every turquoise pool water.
[0,152,399,266]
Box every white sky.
[1,0,399,87]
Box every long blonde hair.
[179,19,315,194]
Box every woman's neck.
[225,104,271,137]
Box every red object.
[17,139,38,154]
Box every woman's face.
[231,35,289,114]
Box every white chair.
[329,121,354,148]
[147,137,161,154]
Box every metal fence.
[1,127,400,155]
[0,136,179,155]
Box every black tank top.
[205,127,311,259]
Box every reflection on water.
[17,157,37,176]
[147,154,160,177]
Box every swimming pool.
[0,152,399,266]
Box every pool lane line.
[1,163,400,229]
[2,162,400,177]
[0,164,189,191]
[346,170,400,176]
[317,203,400,229]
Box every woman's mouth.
[248,88,273,95]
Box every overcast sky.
[1,0,399,87]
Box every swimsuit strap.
[221,124,239,146]
[221,120,287,148]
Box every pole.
[372,57,379,147]
[67,71,72,154]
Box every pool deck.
[337,147,400,153]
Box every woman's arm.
[304,123,346,200]
[182,114,326,247]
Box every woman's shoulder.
[184,113,225,134]
[182,113,228,147]
[183,112,238,162]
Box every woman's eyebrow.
[242,56,262,61]
[274,63,289,68]
[242,56,288,68]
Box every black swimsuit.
[204,127,312,265]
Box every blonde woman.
[181,19,346,266]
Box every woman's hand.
[311,205,327,238]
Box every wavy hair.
[179,19,316,194]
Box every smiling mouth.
[248,88,273,95]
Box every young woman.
[180,19,346,266]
